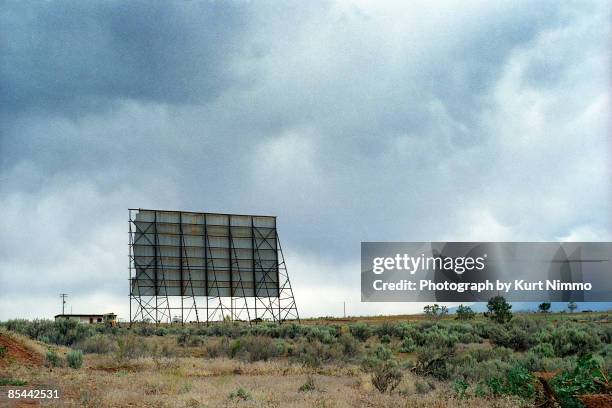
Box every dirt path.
[0,333,43,368]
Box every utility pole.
[343,301,346,318]
[60,293,68,315]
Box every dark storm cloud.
[1,1,251,114]
[0,0,609,318]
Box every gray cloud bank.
[0,0,609,319]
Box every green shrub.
[414,345,454,380]
[203,337,230,358]
[488,324,535,351]
[400,337,416,353]
[135,325,156,336]
[520,352,575,374]
[394,322,416,338]
[0,378,27,386]
[380,334,391,344]
[298,376,316,392]
[46,349,62,367]
[451,354,518,384]
[550,354,607,408]
[504,365,536,398]
[597,343,612,373]
[416,327,458,348]
[550,326,602,357]
[306,327,334,344]
[293,339,341,367]
[67,350,83,369]
[486,365,536,399]
[177,330,194,347]
[230,339,242,358]
[371,361,402,393]
[414,379,431,394]
[374,345,392,360]
[349,323,372,342]
[228,387,252,401]
[283,323,300,338]
[471,320,494,339]
[6,318,96,346]
[474,381,488,398]
[453,379,469,399]
[468,346,514,363]
[0,345,7,357]
[274,339,287,355]
[531,342,555,358]
[598,325,612,344]
[338,333,359,358]
[154,328,168,336]
[75,334,117,354]
[116,335,148,360]
[457,332,482,344]
[375,322,396,338]
[235,336,277,362]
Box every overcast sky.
[1,0,610,320]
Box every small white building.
[54,313,117,325]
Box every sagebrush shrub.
[236,336,277,362]
[550,326,602,357]
[230,339,242,358]
[414,345,454,380]
[116,335,148,360]
[394,322,416,339]
[375,322,396,338]
[279,323,301,339]
[67,350,83,369]
[76,334,117,354]
[294,338,343,367]
[46,349,62,367]
[338,333,359,358]
[416,328,458,348]
[228,387,252,401]
[349,323,371,342]
[6,319,95,346]
[298,376,316,392]
[203,337,230,358]
[488,324,535,351]
[371,361,402,393]
[414,379,431,394]
[400,337,416,353]
[531,342,555,358]
[306,327,334,344]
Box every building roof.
[54,313,115,318]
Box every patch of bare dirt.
[0,333,43,368]
[90,365,136,373]
[579,394,612,408]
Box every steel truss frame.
[128,209,299,325]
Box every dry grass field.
[1,312,610,407]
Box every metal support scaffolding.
[129,209,299,325]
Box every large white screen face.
[130,210,280,298]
